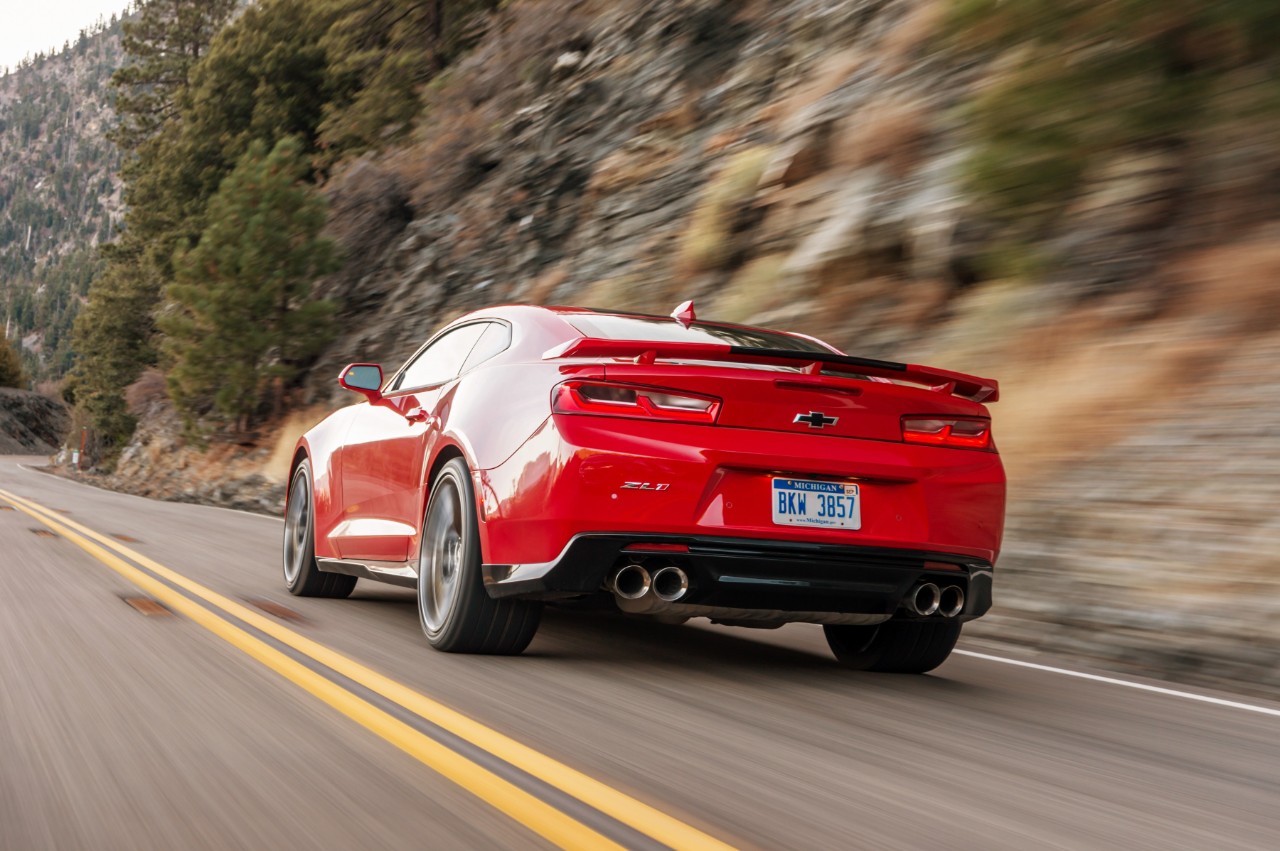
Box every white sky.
[1,1,131,72]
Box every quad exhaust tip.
[905,582,941,617]
[939,585,965,618]
[651,566,689,602]
[612,563,651,599]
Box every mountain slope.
[0,14,125,381]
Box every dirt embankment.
[0,388,68,455]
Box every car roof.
[454,304,838,352]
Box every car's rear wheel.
[417,458,541,654]
[284,459,357,598]
[824,619,960,674]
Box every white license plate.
[771,478,861,529]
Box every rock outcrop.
[0,388,68,454]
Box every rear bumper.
[476,415,1006,571]
[483,534,993,623]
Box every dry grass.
[833,96,932,177]
[880,2,946,75]
[677,146,772,275]
[711,253,788,323]
[578,274,655,314]
[1175,229,1280,334]
[925,266,1275,487]
[520,262,568,305]
[262,404,337,484]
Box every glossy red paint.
[293,305,1005,583]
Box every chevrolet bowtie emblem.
[794,411,838,428]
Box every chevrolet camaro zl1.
[283,303,1005,672]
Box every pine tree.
[160,137,337,430]
[110,0,237,153]
[0,336,27,388]
[73,0,236,450]
[318,0,498,157]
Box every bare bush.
[124,368,169,416]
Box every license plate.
[771,478,861,529]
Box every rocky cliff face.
[308,0,993,384]
[102,0,1280,694]
[0,388,68,453]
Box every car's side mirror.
[338,363,384,402]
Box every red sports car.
[283,303,1005,672]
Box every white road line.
[956,650,1280,718]
[14,462,284,523]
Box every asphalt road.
[1,456,1277,850]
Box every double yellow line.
[0,487,736,851]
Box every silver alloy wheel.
[283,470,311,586]
[419,475,464,636]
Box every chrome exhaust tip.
[938,585,965,618]
[905,582,941,617]
[651,566,689,603]
[612,564,651,600]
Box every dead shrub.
[34,379,64,402]
[677,146,772,275]
[125,368,170,416]
[394,103,495,208]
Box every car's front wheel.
[417,457,541,654]
[283,459,357,598]
[824,619,960,674]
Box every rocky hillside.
[0,14,125,381]
[59,0,1280,693]
[0,388,68,453]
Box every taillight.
[553,381,721,424]
[901,416,993,450]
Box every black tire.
[417,458,541,654]
[283,459,357,599]
[824,619,961,674]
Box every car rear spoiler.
[543,338,999,403]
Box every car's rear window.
[567,314,834,353]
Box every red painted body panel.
[295,304,1006,589]
[295,404,357,560]
[475,414,1004,568]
